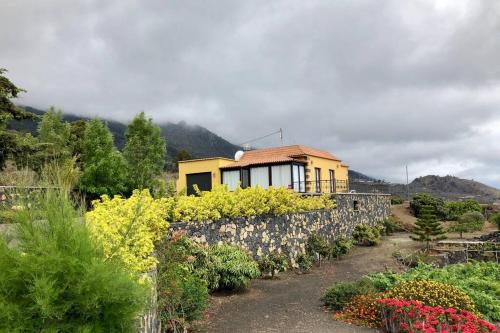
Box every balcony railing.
[290,180,349,193]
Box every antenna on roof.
[238,128,284,147]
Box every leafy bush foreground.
[0,188,147,333]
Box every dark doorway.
[186,172,212,195]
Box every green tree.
[174,149,193,170]
[0,68,36,169]
[37,107,71,163]
[79,118,128,196]
[123,112,166,190]
[450,211,484,238]
[69,119,87,162]
[410,205,446,250]
[410,193,446,219]
[444,199,482,220]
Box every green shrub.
[157,263,209,330]
[156,236,209,331]
[321,279,375,310]
[258,252,288,278]
[378,216,404,235]
[306,233,330,265]
[445,199,482,221]
[0,187,147,332]
[449,211,485,238]
[329,237,353,259]
[392,249,434,268]
[352,224,380,246]
[203,244,260,291]
[390,196,404,205]
[489,212,500,230]
[386,279,478,314]
[296,253,313,273]
[367,262,500,321]
[410,193,446,219]
[0,209,16,224]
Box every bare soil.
[194,233,420,333]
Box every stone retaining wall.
[169,193,391,266]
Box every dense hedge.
[170,185,335,222]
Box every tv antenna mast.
[238,128,284,147]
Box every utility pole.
[405,165,410,201]
[279,128,283,146]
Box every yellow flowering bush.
[172,185,336,222]
[86,189,174,274]
[386,279,477,314]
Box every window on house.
[241,169,249,188]
[315,168,321,193]
[222,170,240,191]
[329,169,335,193]
[271,165,291,188]
[250,166,269,189]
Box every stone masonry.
[169,193,391,266]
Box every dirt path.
[195,233,420,333]
[391,203,416,230]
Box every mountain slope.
[389,175,500,203]
[348,169,379,182]
[9,107,241,162]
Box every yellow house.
[177,145,349,195]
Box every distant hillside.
[9,107,241,165]
[348,170,379,182]
[389,175,500,203]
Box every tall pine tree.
[79,118,128,197]
[410,205,446,250]
[123,112,166,190]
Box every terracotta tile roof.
[221,145,341,169]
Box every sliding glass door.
[292,164,305,192]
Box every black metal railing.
[348,180,390,194]
[290,180,349,193]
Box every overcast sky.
[1,0,499,187]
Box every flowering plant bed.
[377,298,497,333]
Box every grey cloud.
[1,0,499,187]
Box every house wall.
[168,193,390,267]
[305,156,349,192]
[177,158,235,193]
